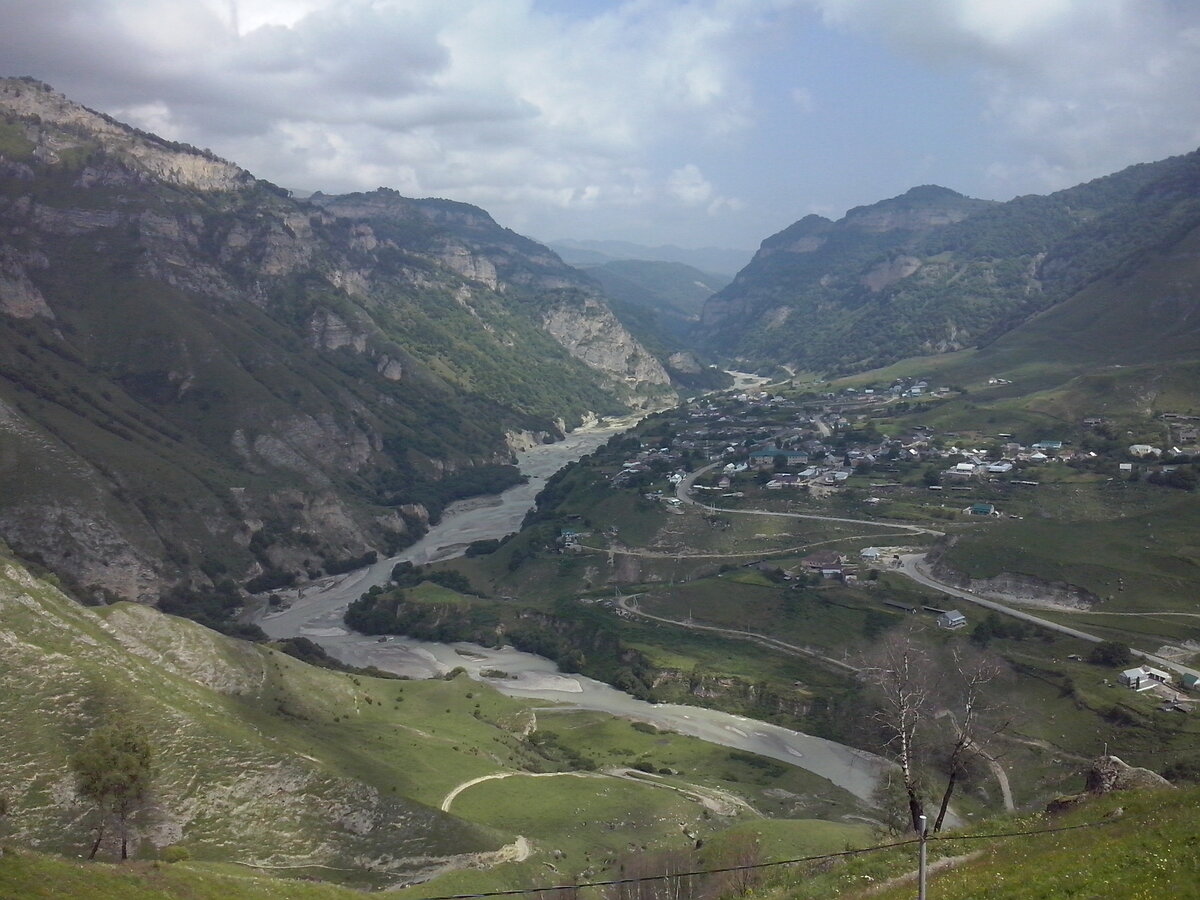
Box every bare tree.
[607,848,700,900]
[931,646,1007,832]
[861,631,933,834]
[861,631,1008,834]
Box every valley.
[2,74,1199,900]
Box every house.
[987,462,1013,474]
[1118,666,1172,691]
[1182,673,1199,692]
[967,503,997,516]
[766,474,803,489]
[802,550,845,572]
[1032,440,1063,451]
[748,449,809,469]
[937,610,967,629]
[1128,444,1161,458]
[860,547,883,561]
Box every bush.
[161,845,190,863]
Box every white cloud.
[810,0,1200,192]
[0,0,772,231]
[668,164,714,205]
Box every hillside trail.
[440,767,755,818]
[616,594,859,673]
[856,851,984,897]
[441,771,604,812]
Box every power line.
[412,816,1125,900]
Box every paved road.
[899,555,1200,681]
[676,462,1199,682]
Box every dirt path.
[441,771,604,812]
[858,851,984,896]
[616,595,860,673]
[441,768,755,820]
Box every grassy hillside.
[3,783,1194,899]
[0,549,876,896]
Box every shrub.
[161,845,190,863]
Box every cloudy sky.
[3,0,1200,252]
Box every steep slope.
[0,550,518,884]
[854,209,1200,411]
[583,259,728,349]
[0,78,670,608]
[703,153,1200,374]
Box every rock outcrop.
[1047,755,1174,813]
[0,78,670,608]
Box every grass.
[0,851,368,900]
[2,553,890,896]
[940,491,1200,613]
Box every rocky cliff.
[0,78,671,617]
[700,157,1200,373]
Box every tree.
[861,632,931,834]
[70,724,153,860]
[929,647,1006,832]
[861,632,1006,834]
[1089,641,1133,667]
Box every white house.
[937,610,967,629]
[1118,666,1172,691]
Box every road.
[615,594,859,673]
[899,554,1200,681]
[676,461,1199,682]
[675,462,944,537]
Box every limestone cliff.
[0,78,661,614]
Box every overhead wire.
[412,815,1127,900]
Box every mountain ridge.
[0,77,671,613]
[700,152,1200,373]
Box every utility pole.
[918,813,928,900]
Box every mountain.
[547,238,751,276]
[701,157,1200,374]
[0,78,670,615]
[575,259,732,390]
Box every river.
[256,407,888,802]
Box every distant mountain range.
[0,77,671,614]
[547,238,751,277]
[700,156,1200,375]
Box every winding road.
[670,464,1199,681]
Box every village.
[545,375,1200,706]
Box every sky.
[3,0,1200,251]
